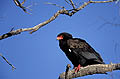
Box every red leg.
[74,64,81,72]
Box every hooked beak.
[57,36,63,40]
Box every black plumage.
[57,32,105,68]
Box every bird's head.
[57,32,73,40]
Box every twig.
[65,0,71,5]
[13,0,31,14]
[59,63,120,79]
[10,27,14,32]
[69,0,76,9]
[21,0,26,5]
[64,0,77,7]
[97,17,120,30]
[0,53,16,70]
[45,2,64,9]
[25,2,38,11]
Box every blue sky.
[0,0,120,79]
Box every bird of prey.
[57,32,105,72]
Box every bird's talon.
[74,64,81,72]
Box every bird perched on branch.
[57,32,105,72]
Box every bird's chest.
[59,41,69,52]
[59,40,87,66]
[59,41,77,59]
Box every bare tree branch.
[69,0,76,9]
[59,63,120,79]
[21,0,26,5]
[64,0,71,5]
[0,0,115,40]
[13,0,31,14]
[45,2,64,9]
[97,17,120,30]
[0,53,16,70]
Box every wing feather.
[67,38,104,63]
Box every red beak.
[57,36,63,40]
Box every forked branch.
[13,0,31,14]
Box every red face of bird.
[57,32,73,40]
[57,35,63,40]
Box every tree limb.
[59,63,120,79]
[0,0,115,40]
[0,53,16,70]
[13,0,31,14]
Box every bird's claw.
[74,64,81,72]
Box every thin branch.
[0,0,115,40]
[64,0,77,7]
[26,2,37,11]
[0,53,16,70]
[59,63,120,79]
[65,0,71,5]
[21,0,26,5]
[69,0,76,9]
[13,0,31,14]
[45,2,64,9]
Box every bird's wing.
[67,38,104,62]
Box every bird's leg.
[74,64,81,72]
